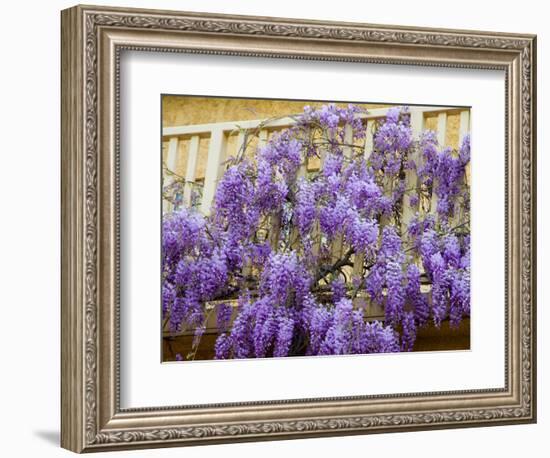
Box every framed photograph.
[61,4,537,453]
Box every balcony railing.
[162,105,470,218]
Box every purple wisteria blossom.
[162,103,471,361]
[372,107,412,175]
[406,264,430,326]
[216,303,233,332]
[401,311,417,352]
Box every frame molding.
[61,4,536,453]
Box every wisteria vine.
[162,104,471,360]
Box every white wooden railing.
[162,105,470,217]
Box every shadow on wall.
[33,430,59,447]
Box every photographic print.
[61,6,536,451]
[61,6,536,450]
[161,96,471,362]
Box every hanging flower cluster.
[162,104,471,360]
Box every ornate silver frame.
[61,4,537,453]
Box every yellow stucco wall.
[424,110,463,150]
[162,95,389,127]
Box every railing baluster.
[311,139,327,260]
[200,129,227,216]
[163,137,179,212]
[410,110,425,143]
[352,252,364,283]
[363,119,375,158]
[429,112,447,217]
[236,130,246,158]
[268,212,282,250]
[183,135,200,208]
[236,129,254,277]
[352,119,377,282]
[258,129,268,146]
[257,128,283,250]
[452,109,471,226]
[331,125,353,265]
[402,110,424,234]
[289,142,309,250]
[459,108,471,188]
[436,111,447,146]
[459,109,470,143]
